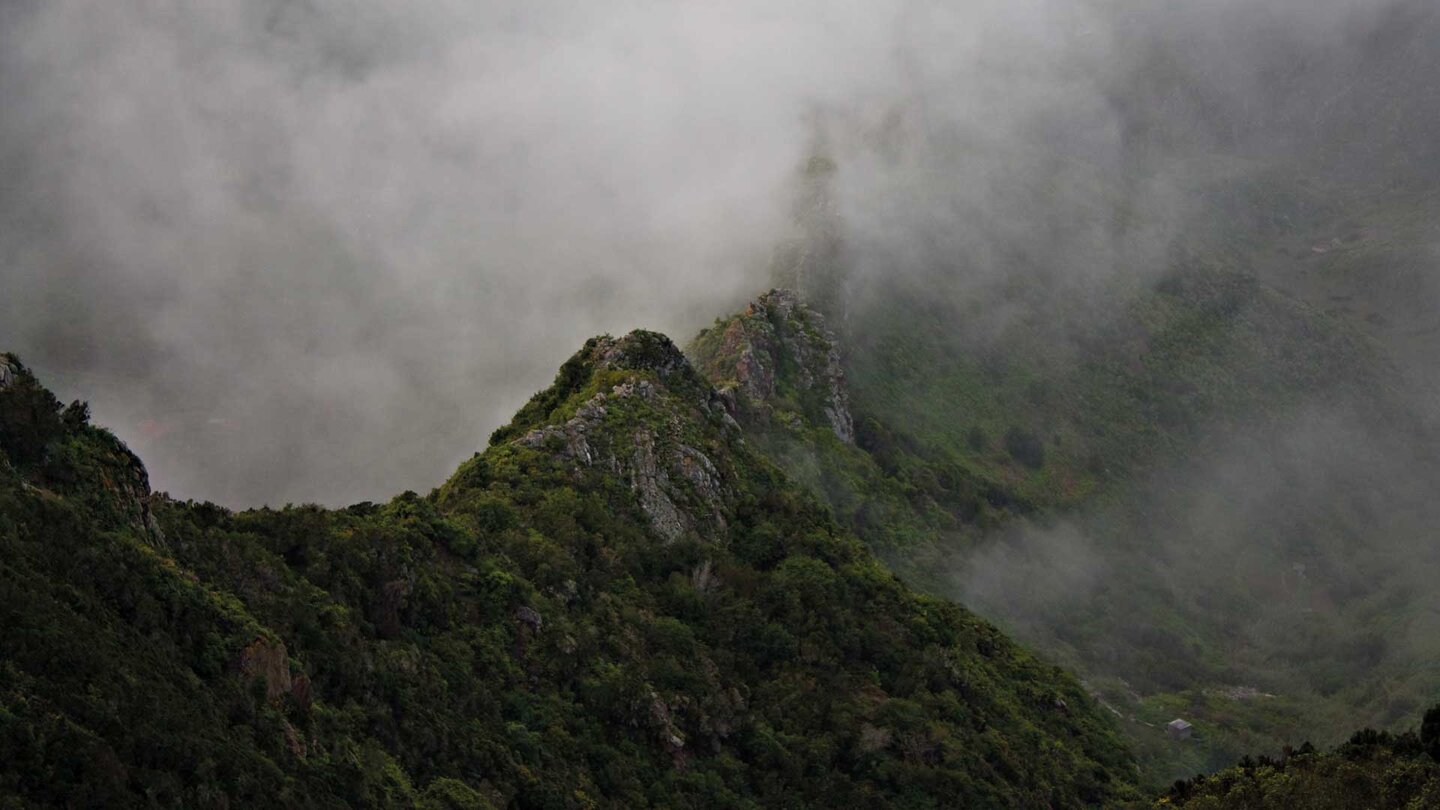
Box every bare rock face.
[689,290,854,444]
[628,429,689,543]
[238,637,293,700]
[514,332,736,544]
[514,605,543,632]
[101,443,168,549]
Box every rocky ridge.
[688,289,854,444]
[1,331,1138,808]
[506,331,741,543]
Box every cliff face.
[689,289,854,444]
[0,353,164,545]
[0,337,1136,808]
[504,332,741,544]
[692,264,1440,793]
[687,291,994,566]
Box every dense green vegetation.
[688,254,1440,789]
[0,344,1137,808]
[3,233,1435,807]
[1158,705,1440,809]
[688,289,1016,559]
[4,4,1437,808]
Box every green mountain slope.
[0,343,1136,808]
[1158,705,1440,809]
[689,271,1440,789]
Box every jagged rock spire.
[688,289,854,445]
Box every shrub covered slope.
[0,342,1136,808]
[1158,704,1440,809]
[689,264,1440,789]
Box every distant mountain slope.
[1159,704,1440,809]
[690,276,1440,789]
[0,343,1135,808]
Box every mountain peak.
[588,330,691,379]
[487,329,722,447]
[459,329,742,544]
[1,337,1138,807]
[689,289,854,444]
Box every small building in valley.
[1167,719,1193,740]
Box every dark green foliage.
[60,399,90,428]
[1003,427,1046,470]
[0,346,1136,808]
[689,269,1438,790]
[1422,705,1440,763]
[0,355,65,468]
[1160,706,1440,808]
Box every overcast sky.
[0,0,1418,506]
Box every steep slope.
[0,343,1136,808]
[1183,160,1440,402]
[1159,704,1440,809]
[688,290,991,561]
[689,278,1440,788]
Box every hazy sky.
[0,0,1421,506]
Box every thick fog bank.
[1,0,1432,505]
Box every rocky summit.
[0,336,1136,808]
[690,289,854,444]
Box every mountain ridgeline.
[7,1,1440,807]
[6,275,1440,808]
[0,342,1136,808]
[686,272,1440,799]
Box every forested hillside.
[4,2,1440,807]
[673,7,1440,784]
[0,343,1136,808]
[1159,706,1440,809]
[690,265,1440,788]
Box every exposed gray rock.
[514,605,543,632]
[611,379,658,401]
[694,289,854,444]
[630,429,688,543]
[513,358,733,544]
[518,390,608,466]
[643,688,686,755]
[816,322,855,443]
[691,559,719,593]
[143,505,167,547]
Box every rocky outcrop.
[0,353,165,546]
[689,290,854,444]
[514,332,735,543]
[238,637,294,701]
[98,439,168,548]
[514,605,543,632]
[627,429,691,543]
